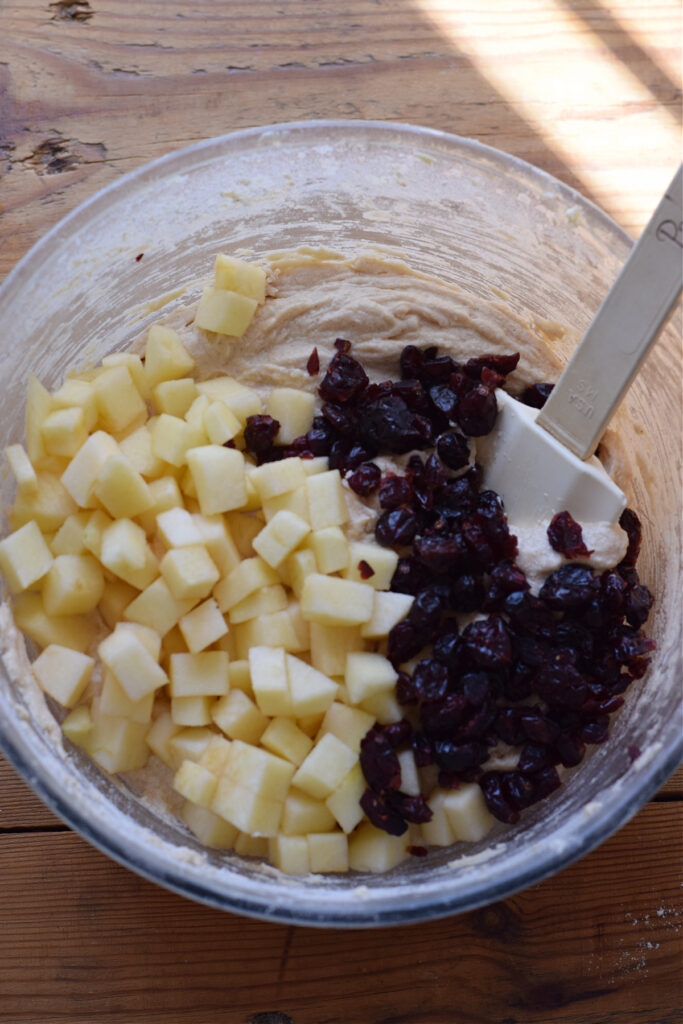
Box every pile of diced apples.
[0,254,494,875]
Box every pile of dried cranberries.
[242,340,655,840]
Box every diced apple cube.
[98,627,168,701]
[101,519,159,590]
[360,591,414,638]
[61,704,93,746]
[307,832,348,874]
[309,622,363,677]
[52,378,98,433]
[306,470,349,530]
[233,609,304,659]
[93,364,147,435]
[197,377,261,425]
[42,553,104,615]
[280,789,336,835]
[228,659,252,695]
[102,351,149,401]
[212,689,268,744]
[119,425,165,482]
[213,253,267,302]
[283,548,317,599]
[360,689,403,725]
[397,749,421,797]
[5,444,38,496]
[260,717,314,767]
[302,456,329,476]
[192,514,241,577]
[203,400,241,445]
[186,445,247,515]
[285,653,337,717]
[31,644,94,707]
[51,511,90,556]
[137,475,183,535]
[12,592,96,653]
[9,471,77,534]
[178,598,228,652]
[174,760,218,808]
[249,646,291,716]
[348,821,408,873]
[41,406,88,459]
[61,431,120,508]
[171,695,213,726]
[268,835,310,875]
[156,507,204,548]
[252,510,310,569]
[195,286,257,338]
[300,574,373,627]
[286,601,310,653]
[228,583,288,624]
[212,740,295,835]
[266,388,316,445]
[88,712,149,773]
[441,783,495,842]
[224,511,263,558]
[152,377,197,418]
[82,509,112,560]
[0,521,53,593]
[249,456,307,501]
[123,576,193,635]
[343,541,398,591]
[25,373,53,467]
[94,454,153,519]
[318,702,375,754]
[166,726,214,769]
[345,652,397,704]
[170,650,229,697]
[292,733,357,800]
[144,705,182,766]
[181,801,238,849]
[213,556,279,612]
[325,762,366,833]
[144,324,195,389]
[160,544,219,602]
[262,486,310,525]
[198,734,233,776]
[309,526,349,574]
[100,671,154,724]
[420,790,455,847]
[98,577,137,629]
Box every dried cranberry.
[479,772,519,824]
[624,584,654,628]
[547,511,594,559]
[456,385,498,436]
[379,475,413,510]
[376,508,418,547]
[432,631,464,673]
[347,461,381,496]
[360,789,407,836]
[534,657,588,709]
[382,720,413,748]
[319,350,368,404]
[415,534,467,573]
[539,564,600,611]
[519,382,554,408]
[619,507,642,566]
[412,659,450,701]
[483,561,529,610]
[531,766,561,801]
[461,615,512,671]
[579,715,610,745]
[306,415,335,456]
[494,708,526,746]
[408,845,429,857]
[412,733,435,766]
[388,619,424,665]
[438,476,478,514]
[322,402,356,437]
[400,344,425,380]
[360,727,401,793]
[520,712,559,745]
[465,352,520,380]
[392,378,429,412]
[502,771,536,811]
[387,791,433,824]
[409,585,449,633]
[554,733,585,767]
[334,337,351,354]
[396,671,418,705]
[358,394,432,454]
[436,430,470,470]
[390,556,433,596]
[517,743,554,774]
[504,591,556,639]
[307,347,320,375]
[433,740,488,773]
[358,559,374,579]
[243,414,280,463]
[420,692,468,738]
[449,574,485,613]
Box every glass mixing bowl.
[0,121,680,926]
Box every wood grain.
[1,0,681,281]
[0,803,680,1023]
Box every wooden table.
[1,3,681,1021]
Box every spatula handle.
[537,165,683,460]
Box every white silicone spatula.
[479,165,683,528]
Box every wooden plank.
[1,0,680,281]
[0,803,680,1023]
